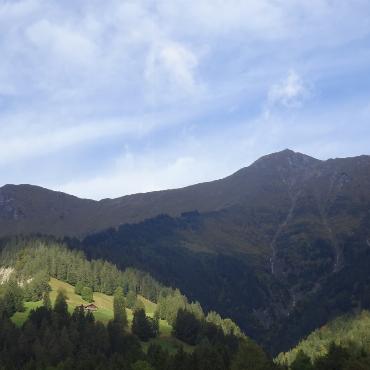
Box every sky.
[0,0,370,200]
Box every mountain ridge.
[0,148,354,202]
[1,149,369,239]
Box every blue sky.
[0,0,370,199]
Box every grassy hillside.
[276,310,370,367]
[11,278,191,353]
[11,300,42,326]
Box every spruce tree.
[172,309,200,345]
[113,287,128,328]
[42,291,52,310]
[230,340,271,370]
[291,350,313,370]
[126,290,137,309]
[2,280,24,316]
[132,308,153,342]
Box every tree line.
[0,290,277,370]
[0,237,244,338]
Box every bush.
[74,281,84,295]
[81,286,93,302]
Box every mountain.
[0,149,321,237]
[2,149,370,353]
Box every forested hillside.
[276,310,370,369]
[76,202,370,354]
[76,213,273,341]
[0,238,279,370]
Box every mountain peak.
[252,149,320,169]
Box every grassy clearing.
[11,300,43,326]
[48,278,159,323]
[11,278,194,353]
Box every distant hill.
[276,310,370,367]
[2,149,370,353]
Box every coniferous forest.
[1,237,370,369]
[0,237,278,370]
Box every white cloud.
[145,41,201,102]
[268,70,310,108]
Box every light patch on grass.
[138,295,157,314]
[11,301,43,326]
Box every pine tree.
[126,290,137,309]
[231,340,271,370]
[113,287,128,328]
[2,280,24,316]
[172,309,200,345]
[147,344,168,370]
[132,308,153,342]
[153,310,160,336]
[291,350,313,370]
[42,291,52,310]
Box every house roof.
[84,303,97,308]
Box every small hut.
[83,303,98,312]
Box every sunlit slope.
[11,278,191,353]
[276,310,370,366]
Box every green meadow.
[11,277,193,353]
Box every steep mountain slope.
[2,149,370,353]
